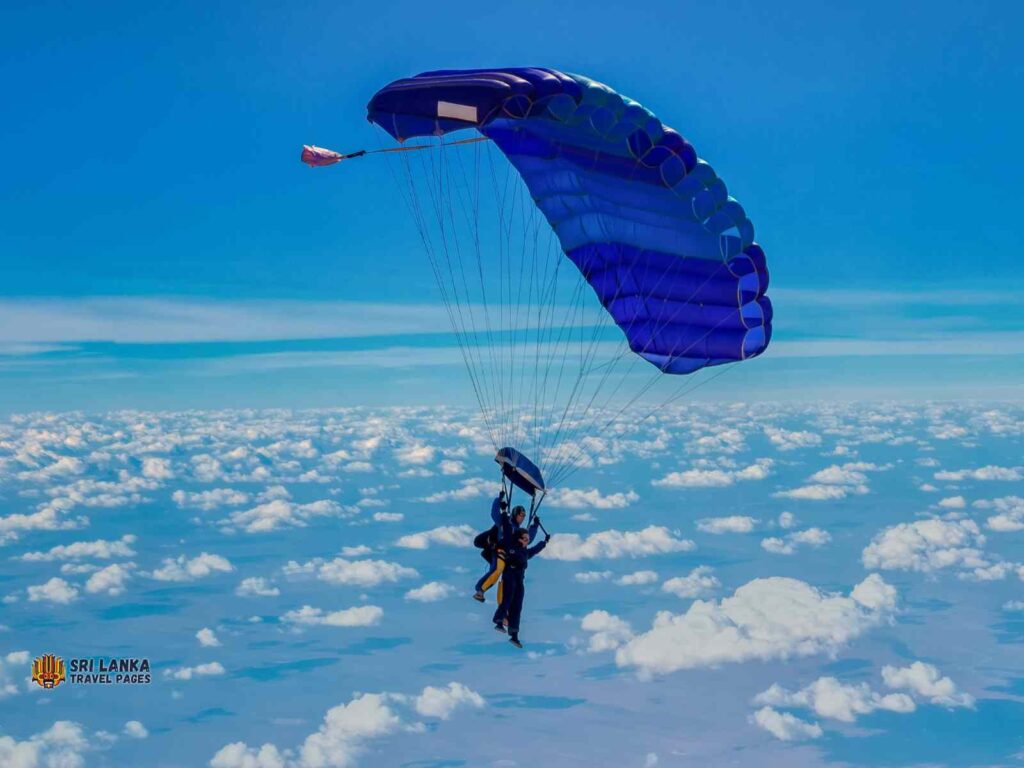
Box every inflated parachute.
[320,68,772,497]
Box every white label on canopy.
[437,101,478,123]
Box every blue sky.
[2,3,1024,766]
[1,0,1023,411]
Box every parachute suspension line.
[547,306,747,487]
[551,362,741,488]
[390,140,500,450]
[510,181,545,452]
[534,274,592,474]
[437,139,497,445]
[422,143,495,445]
[456,141,503,454]
[529,226,564,467]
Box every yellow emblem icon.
[31,654,66,689]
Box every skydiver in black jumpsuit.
[492,525,549,648]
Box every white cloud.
[574,571,612,584]
[653,460,772,489]
[340,544,372,557]
[281,605,383,628]
[141,457,174,480]
[396,525,474,550]
[661,566,720,599]
[420,478,491,503]
[236,577,280,597]
[438,460,464,475]
[311,557,417,588]
[544,526,694,561]
[209,682,482,768]
[750,706,822,741]
[935,465,1022,482]
[778,511,797,529]
[754,678,914,723]
[696,516,757,534]
[761,528,831,556]
[1,650,30,698]
[85,562,134,595]
[976,496,1024,532]
[545,487,639,509]
[123,720,149,739]
[165,662,226,680]
[172,488,250,511]
[881,661,974,708]
[775,461,887,501]
[394,443,436,465]
[405,582,455,602]
[27,577,79,604]
[0,720,90,767]
[343,461,374,473]
[19,534,137,562]
[861,519,987,573]
[197,628,221,647]
[937,496,966,509]
[616,570,658,586]
[373,512,403,522]
[607,574,895,678]
[151,552,233,582]
[413,682,485,719]
[225,498,351,533]
[580,610,635,653]
[764,427,822,451]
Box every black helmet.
[512,505,526,517]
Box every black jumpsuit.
[492,536,547,635]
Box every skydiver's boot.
[473,590,485,603]
[494,622,506,634]
[508,634,523,649]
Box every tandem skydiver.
[473,489,540,603]
[492,523,550,648]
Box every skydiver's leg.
[474,550,497,593]
[507,579,525,647]
[493,577,508,624]
[493,578,513,631]
[476,549,505,596]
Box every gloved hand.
[545,533,552,542]
[499,490,506,499]
[500,500,508,511]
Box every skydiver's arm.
[491,496,502,524]
[526,540,547,558]
[499,513,515,544]
[490,490,506,525]
[527,517,540,543]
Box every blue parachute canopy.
[495,447,545,498]
[367,67,771,374]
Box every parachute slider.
[300,136,489,168]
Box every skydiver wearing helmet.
[492,522,550,648]
[473,491,539,603]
